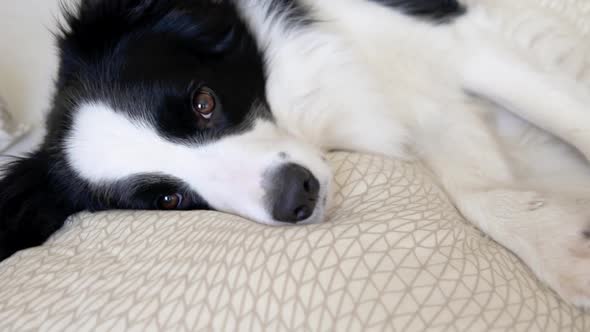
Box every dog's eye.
[192,88,216,119]
[157,193,183,210]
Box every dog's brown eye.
[193,89,216,119]
[157,193,183,210]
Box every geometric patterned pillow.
[0,96,29,153]
[1,152,588,331]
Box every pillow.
[0,96,29,153]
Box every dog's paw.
[531,204,590,308]
[540,227,590,308]
[477,190,590,308]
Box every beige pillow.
[0,97,29,153]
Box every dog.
[1,0,590,307]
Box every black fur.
[56,0,270,143]
[368,0,466,22]
[0,0,276,260]
[0,152,77,260]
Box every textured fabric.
[465,0,590,34]
[0,96,29,153]
[538,0,590,34]
[0,152,588,331]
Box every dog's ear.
[0,151,79,261]
[125,0,158,18]
[57,0,160,52]
[78,0,157,18]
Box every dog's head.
[0,0,331,256]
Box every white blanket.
[0,96,29,153]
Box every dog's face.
[0,0,332,257]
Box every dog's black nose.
[270,163,320,223]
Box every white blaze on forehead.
[65,103,330,224]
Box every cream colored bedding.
[0,152,588,331]
[0,96,29,153]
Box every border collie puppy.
[1,0,590,306]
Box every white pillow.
[0,97,29,153]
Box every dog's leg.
[461,48,590,161]
[421,112,590,307]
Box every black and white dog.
[1,0,590,306]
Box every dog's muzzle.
[267,163,320,223]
